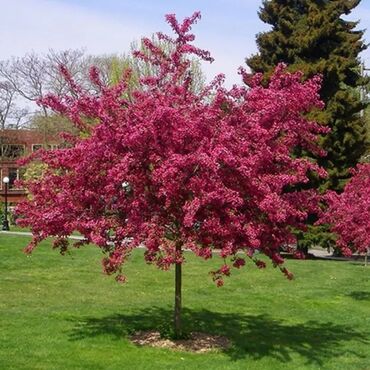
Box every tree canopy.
[247,0,368,192]
[320,163,370,256]
[17,12,328,337]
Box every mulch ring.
[130,330,231,353]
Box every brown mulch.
[130,330,231,353]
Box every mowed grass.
[0,234,369,370]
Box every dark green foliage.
[296,224,337,253]
[364,102,370,161]
[247,0,368,191]
[247,0,369,248]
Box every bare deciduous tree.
[0,41,206,131]
[0,80,15,130]
[0,80,30,130]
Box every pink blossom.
[16,12,327,284]
[216,279,224,287]
[219,264,231,276]
[320,164,370,255]
[115,274,127,284]
[255,260,267,269]
[232,258,246,269]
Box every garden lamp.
[2,176,10,231]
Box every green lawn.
[0,234,369,370]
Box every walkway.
[1,231,366,263]
[0,230,84,240]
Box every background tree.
[17,13,327,339]
[0,38,205,132]
[107,35,205,95]
[247,0,369,250]
[247,0,368,189]
[320,163,370,263]
[0,80,30,129]
[0,50,86,128]
[0,81,16,130]
[363,86,370,162]
[30,114,77,140]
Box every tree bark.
[174,241,182,338]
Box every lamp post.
[2,176,10,231]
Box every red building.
[0,129,59,203]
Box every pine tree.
[247,0,368,191]
[247,0,369,250]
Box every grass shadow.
[68,307,368,365]
[347,291,370,301]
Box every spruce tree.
[247,0,369,249]
[248,0,368,190]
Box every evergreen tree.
[247,0,368,191]
[247,0,369,250]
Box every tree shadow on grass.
[68,307,369,365]
[347,291,370,301]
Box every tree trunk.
[365,248,368,267]
[174,241,182,338]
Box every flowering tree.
[16,12,328,338]
[320,163,370,262]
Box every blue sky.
[1,0,369,86]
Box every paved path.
[0,230,84,240]
[1,231,365,262]
[309,248,332,258]
[1,230,334,255]
[309,248,366,261]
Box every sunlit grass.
[0,234,369,369]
